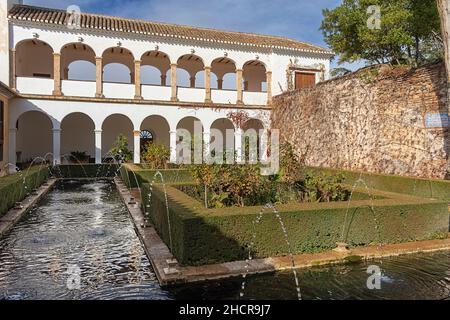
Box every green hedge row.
[0,166,50,217]
[308,167,450,200]
[143,183,449,266]
[55,164,119,178]
[120,165,193,188]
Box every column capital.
[95,56,103,61]
[266,70,272,75]
[236,68,243,73]
[53,52,61,57]
[94,129,103,134]
[52,128,62,133]
[170,63,178,67]
[134,60,142,64]
[235,128,243,135]
[133,130,141,136]
[204,66,212,71]
[10,48,16,53]
[9,128,17,133]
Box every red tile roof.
[8,4,332,54]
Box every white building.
[0,0,332,173]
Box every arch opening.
[243,60,267,92]
[16,40,54,79]
[16,111,53,165]
[61,113,95,163]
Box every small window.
[33,73,51,78]
[140,130,154,149]
[295,72,316,90]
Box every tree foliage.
[321,0,442,66]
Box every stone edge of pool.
[0,179,57,238]
[113,178,450,287]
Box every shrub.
[110,134,132,163]
[141,143,170,169]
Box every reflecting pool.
[0,180,449,300]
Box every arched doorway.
[16,111,53,165]
[210,118,235,161]
[176,117,204,164]
[61,113,95,163]
[102,114,134,161]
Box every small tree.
[321,0,442,66]
[110,134,132,163]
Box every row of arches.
[15,40,268,92]
[13,111,265,164]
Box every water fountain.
[339,173,381,252]
[240,203,302,301]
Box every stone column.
[204,66,212,103]
[266,71,272,105]
[234,128,243,163]
[217,78,223,90]
[8,128,16,173]
[170,131,177,163]
[10,49,16,90]
[133,130,141,164]
[161,74,167,86]
[95,56,104,98]
[190,76,196,88]
[3,100,9,171]
[95,129,102,164]
[236,69,243,104]
[134,60,142,99]
[203,131,211,162]
[52,53,62,96]
[170,63,178,101]
[260,129,269,162]
[52,128,61,165]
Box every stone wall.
[271,62,450,179]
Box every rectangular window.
[295,72,316,90]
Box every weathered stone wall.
[271,62,450,179]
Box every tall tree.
[438,0,450,85]
[321,0,442,66]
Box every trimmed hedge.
[0,166,50,217]
[120,165,193,188]
[308,167,450,200]
[55,164,119,178]
[143,183,449,266]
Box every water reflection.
[0,180,449,300]
[0,180,170,300]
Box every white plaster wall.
[9,98,271,133]
[62,80,96,97]
[103,82,135,99]
[271,50,331,94]
[16,77,53,95]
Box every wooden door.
[295,72,316,89]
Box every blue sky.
[24,0,364,71]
